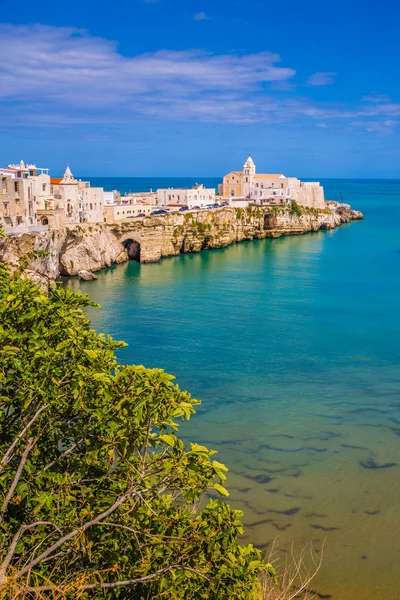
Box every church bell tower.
[242,156,255,197]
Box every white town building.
[157,184,215,208]
[219,157,325,209]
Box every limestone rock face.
[0,229,66,284]
[0,203,363,283]
[59,226,128,276]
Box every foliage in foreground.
[0,261,267,599]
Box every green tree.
[0,261,268,598]
[289,200,302,217]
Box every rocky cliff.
[0,203,363,285]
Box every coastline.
[0,202,363,287]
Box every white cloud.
[194,12,210,20]
[362,93,391,104]
[0,23,397,135]
[0,23,296,123]
[351,119,398,135]
[307,71,337,86]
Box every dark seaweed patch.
[253,474,274,484]
[304,431,342,442]
[311,524,339,531]
[304,512,327,518]
[365,509,380,515]
[284,492,312,500]
[244,518,274,528]
[254,541,271,551]
[259,443,328,454]
[237,487,251,493]
[341,443,369,450]
[347,407,392,416]
[272,522,292,531]
[266,488,280,493]
[359,458,397,470]
[268,507,301,516]
[296,588,332,600]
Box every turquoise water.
[66,179,400,600]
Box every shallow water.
[65,179,400,599]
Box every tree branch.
[100,522,186,541]
[0,405,48,473]
[16,483,166,579]
[25,564,210,592]
[0,521,63,585]
[43,438,83,472]
[0,437,35,524]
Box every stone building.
[1,162,106,231]
[219,157,325,209]
[104,196,155,224]
[51,166,104,225]
[0,161,57,231]
[157,184,215,208]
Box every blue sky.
[0,0,399,177]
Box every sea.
[66,178,400,600]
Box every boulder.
[78,270,98,281]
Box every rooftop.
[253,174,285,179]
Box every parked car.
[191,205,200,210]
[136,213,146,217]
[221,201,229,206]
[179,206,189,212]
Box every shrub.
[289,200,302,217]
[0,263,267,599]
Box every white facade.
[79,182,104,223]
[157,184,215,208]
[104,202,154,223]
[0,162,53,228]
[219,157,325,209]
[104,191,120,205]
[51,166,105,225]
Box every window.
[14,182,18,193]
[42,183,46,192]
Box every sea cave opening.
[122,238,141,261]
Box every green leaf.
[191,442,209,453]
[212,460,228,472]
[214,483,230,497]
[159,434,176,447]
